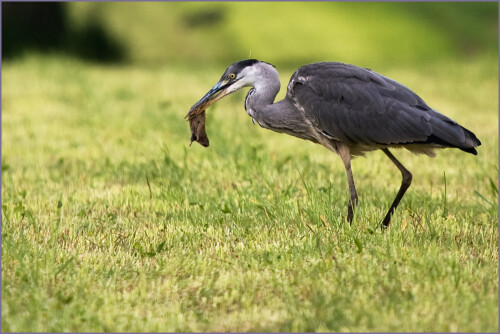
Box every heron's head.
[187,59,277,117]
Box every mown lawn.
[1,55,498,332]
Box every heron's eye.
[229,73,236,79]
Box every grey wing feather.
[287,62,480,153]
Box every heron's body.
[187,59,481,226]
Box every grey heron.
[186,59,481,227]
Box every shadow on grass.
[3,2,127,63]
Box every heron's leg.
[381,148,412,227]
[338,144,358,224]
[345,161,359,224]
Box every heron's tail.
[425,116,481,155]
[458,126,481,155]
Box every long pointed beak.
[186,81,230,119]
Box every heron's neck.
[245,75,281,118]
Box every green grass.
[65,2,498,68]
[2,54,498,332]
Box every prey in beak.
[186,81,230,119]
[185,59,258,147]
[185,79,234,147]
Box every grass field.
[1,53,498,331]
[65,2,498,67]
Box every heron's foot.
[347,205,354,225]
[347,197,359,225]
[381,212,392,229]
